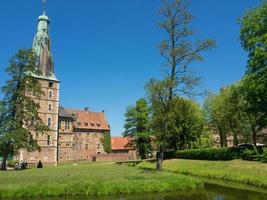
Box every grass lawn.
[0,162,202,198]
[138,159,267,188]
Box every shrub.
[241,147,260,161]
[7,160,17,168]
[37,161,43,168]
[261,148,267,163]
[175,147,242,161]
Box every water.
[9,182,267,200]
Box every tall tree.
[124,98,152,159]
[147,0,215,170]
[239,2,267,145]
[0,49,48,170]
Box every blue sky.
[0,0,260,136]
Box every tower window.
[47,135,51,145]
[48,117,51,127]
[49,104,52,111]
[49,82,53,88]
[49,91,53,99]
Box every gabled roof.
[111,137,134,150]
[60,108,110,131]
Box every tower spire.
[42,0,46,14]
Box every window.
[85,123,89,126]
[48,118,51,127]
[97,143,101,149]
[66,143,70,147]
[49,91,52,99]
[97,123,100,127]
[49,82,53,88]
[85,144,88,150]
[47,135,51,145]
[65,121,70,130]
[49,104,52,111]
[90,122,95,127]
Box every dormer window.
[90,122,95,127]
[85,123,89,126]
[96,123,100,127]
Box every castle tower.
[19,7,60,166]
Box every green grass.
[138,159,267,188]
[0,162,202,198]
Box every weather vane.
[42,0,46,14]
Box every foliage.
[239,2,267,145]
[241,149,260,161]
[0,49,48,170]
[124,98,152,159]
[7,160,17,168]
[175,148,242,161]
[0,163,202,198]
[261,148,267,163]
[203,81,257,147]
[101,131,112,153]
[190,132,214,149]
[138,159,267,188]
[165,97,204,150]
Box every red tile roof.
[64,109,110,131]
[111,137,134,150]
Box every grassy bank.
[0,162,202,198]
[138,159,267,188]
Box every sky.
[0,0,261,136]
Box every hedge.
[173,147,243,161]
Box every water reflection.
[10,182,267,200]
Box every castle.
[17,9,110,166]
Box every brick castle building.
[17,9,111,165]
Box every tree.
[0,49,48,170]
[239,2,267,145]
[147,0,215,170]
[124,98,152,159]
[101,131,112,153]
[166,97,204,150]
[203,92,228,147]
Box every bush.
[175,147,242,161]
[37,161,43,168]
[241,147,260,161]
[7,160,17,168]
[261,148,267,163]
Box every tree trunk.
[156,146,164,170]
[252,130,257,146]
[1,153,8,171]
[233,132,238,146]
